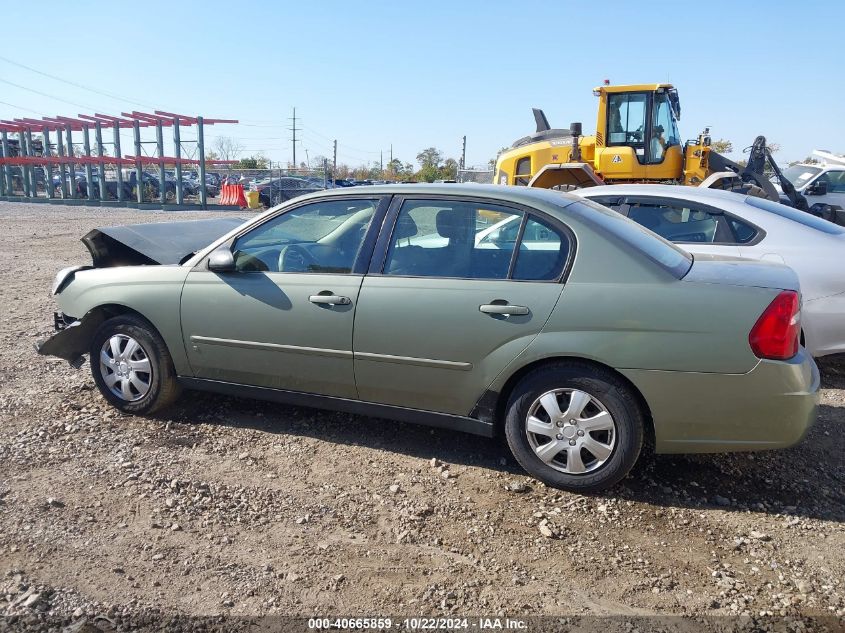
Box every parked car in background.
[577,184,845,357]
[204,181,220,198]
[125,171,177,202]
[303,176,334,189]
[38,184,818,493]
[256,176,322,207]
[182,173,221,197]
[778,154,845,218]
[179,177,200,197]
[83,173,134,200]
[8,166,49,192]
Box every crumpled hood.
[81,217,247,267]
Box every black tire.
[504,362,644,493]
[89,314,181,415]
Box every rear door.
[353,196,572,416]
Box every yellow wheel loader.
[494,82,810,210]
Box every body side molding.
[178,377,495,437]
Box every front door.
[353,197,571,416]
[180,196,384,398]
[812,169,845,210]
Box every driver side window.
[819,171,845,193]
[231,199,377,274]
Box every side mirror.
[207,248,236,272]
[806,180,828,196]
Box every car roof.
[576,183,754,204]
[296,182,583,210]
[577,183,845,237]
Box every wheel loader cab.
[594,84,684,180]
[493,82,687,189]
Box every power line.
[239,122,288,128]
[0,100,46,116]
[302,139,376,164]
[301,125,382,155]
[301,125,335,142]
[0,54,155,109]
[0,78,101,111]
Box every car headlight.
[52,266,87,295]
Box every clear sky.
[1,0,842,170]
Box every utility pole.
[460,135,466,170]
[380,150,383,177]
[332,139,337,186]
[289,107,300,168]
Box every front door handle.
[309,293,351,306]
[479,303,529,316]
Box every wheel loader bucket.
[528,163,605,190]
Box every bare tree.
[213,137,244,162]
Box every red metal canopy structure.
[0,108,240,208]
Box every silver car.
[577,184,845,357]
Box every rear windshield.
[745,196,845,235]
[568,199,693,278]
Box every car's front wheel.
[90,315,181,415]
[505,363,644,493]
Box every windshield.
[782,165,822,188]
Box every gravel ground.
[0,202,843,631]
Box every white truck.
[777,151,845,220]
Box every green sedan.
[37,184,819,493]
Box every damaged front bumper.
[36,310,104,369]
[53,311,76,331]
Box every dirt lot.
[0,202,843,631]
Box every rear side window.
[382,198,570,281]
[728,217,758,243]
[384,200,523,279]
[626,202,720,243]
[745,196,845,235]
[512,217,568,281]
[569,199,693,278]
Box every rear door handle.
[479,303,529,316]
[309,294,351,306]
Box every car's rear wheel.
[504,363,644,493]
[90,315,181,415]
